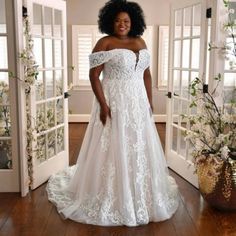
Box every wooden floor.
[1,123,236,236]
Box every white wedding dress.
[46,48,179,226]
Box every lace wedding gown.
[46,48,179,226]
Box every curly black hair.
[98,0,146,37]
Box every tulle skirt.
[46,98,179,226]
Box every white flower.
[222,114,232,123]
[225,55,230,60]
[229,8,235,14]
[220,146,230,160]
[224,44,232,50]
[68,82,74,91]
[216,133,229,145]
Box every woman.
[47,0,179,226]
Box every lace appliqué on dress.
[89,50,113,69]
[46,49,179,226]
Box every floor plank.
[0,193,20,230]
[42,207,69,236]
[0,123,236,236]
[0,185,52,235]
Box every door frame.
[165,0,229,187]
[208,0,225,92]
[165,0,208,187]
[14,0,29,196]
[15,0,69,196]
[0,0,21,192]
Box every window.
[72,25,156,88]
[158,26,169,88]
[72,25,104,87]
[0,24,8,70]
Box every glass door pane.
[33,38,43,68]
[0,0,6,33]
[54,40,62,67]
[0,72,12,169]
[0,37,8,69]
[33,3,42,35]
[184,7,192,37]
[0,140,12,169]
[191,39,200,68]
[175,9,182,38]
[174,40,181,68]
[193,4,201,36]
[44,7,52,36]
[45,39,53,68]
[54,9,62,37]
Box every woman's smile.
[114,12,131,37]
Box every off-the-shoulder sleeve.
[89,51,112,69]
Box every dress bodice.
[89,49,150,80]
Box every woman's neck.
[114,34,129,40]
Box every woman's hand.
[100,104,111,125]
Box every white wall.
[67,0,171,116]
[67,0,171,25]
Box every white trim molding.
[69,114,167,123]
[15,0,29,197]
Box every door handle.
[165,92,172,98]
[64,92,70,99]
[165,92,180,98]
[173,92,179,96]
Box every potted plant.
[182,0,236,210]
[183,75,236,210]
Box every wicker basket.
[197,156,236,211]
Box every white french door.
[26,0,68,189]
[0,0,20,192]
[222,0,236,104]
[212,0,236,106]
[166,0,207,187]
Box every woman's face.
[113,12,131,37]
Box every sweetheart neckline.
[112,48,143,70]
[90,48,148,55]
[111,48,147,54]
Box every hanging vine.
[18,12,39,187]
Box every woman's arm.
[89,37,111,125]
[143,67,153,112]
[89,65,111,125]
[136,37,153,111]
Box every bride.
[47,0,179,226]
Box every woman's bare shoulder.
[92,36,114,53]
[134,36,147,49]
